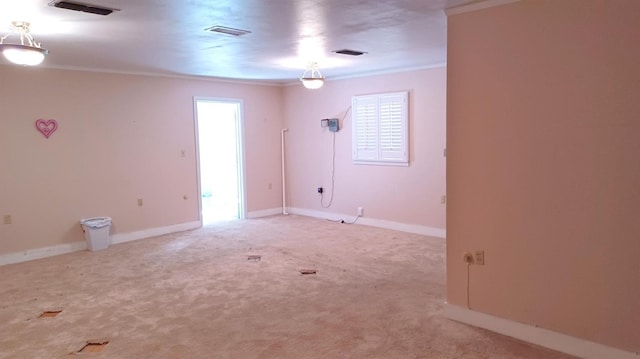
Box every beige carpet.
[0,215,575,358]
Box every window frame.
[351,91,409,166]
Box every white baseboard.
[0,241,88,266]
[110,221,201,245]
[0,221,202,266]
[246,207,283,219]
[287,207,446,238]
[443,303,639,359]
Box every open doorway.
[194,98,245,225]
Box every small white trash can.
[80,217,112,251]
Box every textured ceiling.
[0,0,478,83]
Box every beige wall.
[283,68,447,230]
[0,67,284,254]
[447,0,640,352]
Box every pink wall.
[282,68,446,230]
[0,67,284,254]
[447,0,640,352]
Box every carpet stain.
[78,340,109,353]
[38,310,62,318]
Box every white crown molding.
[287,207,446,238]
[2,62,447,88]
[3,63,285,87]
[445,0,520,16]
[443,303,640,359]
[283,63,448,87]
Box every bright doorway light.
[195,99,245,224]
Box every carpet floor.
[0,215,576,358]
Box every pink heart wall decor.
[36,119,58,139]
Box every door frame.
[193,96,247,223]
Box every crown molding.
[445,0,520,16]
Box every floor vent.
[49,1,119,16]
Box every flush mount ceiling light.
[0,21,49,66]
[300,62,325,90]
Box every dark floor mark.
[247,255,262,262]
[39,310,62,318]
[300,269,317,275]
[78,340,109,353]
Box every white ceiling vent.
[204,26,251,37]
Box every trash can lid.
[80,217,112,228]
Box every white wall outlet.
[475,250,485,265]
[357,207,363,216]
[441,195,447,204]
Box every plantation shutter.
[352,96,378,160]
[379,93,407,161]
[352,91,408,165]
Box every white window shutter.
[378,93,407,162]
[352,96,378,160]
[352,91,409,165]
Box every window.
[352,91,409,165]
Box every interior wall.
[282,68,446,230]
[0,67,284,255]
[446,0,640,352]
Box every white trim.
[443,303,640,359]
[288,207,446,238]
[6,62,447,88]
[445,0,519,16]
[246,207,283,219]
[32,64,284,87]
[0,241,87,266]
[283,63,448,86]
[110,221,201,245]
[0,221,201,266]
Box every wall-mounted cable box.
[321,118,339,132]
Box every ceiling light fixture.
[300,62,325,90]
[0,22,49,66]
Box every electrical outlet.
[463,252,474,264]
[357,207,363,216]
[137,198,143,206]
[440,195,446,204]
[3,215,12,225]
[475,250,485,265]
